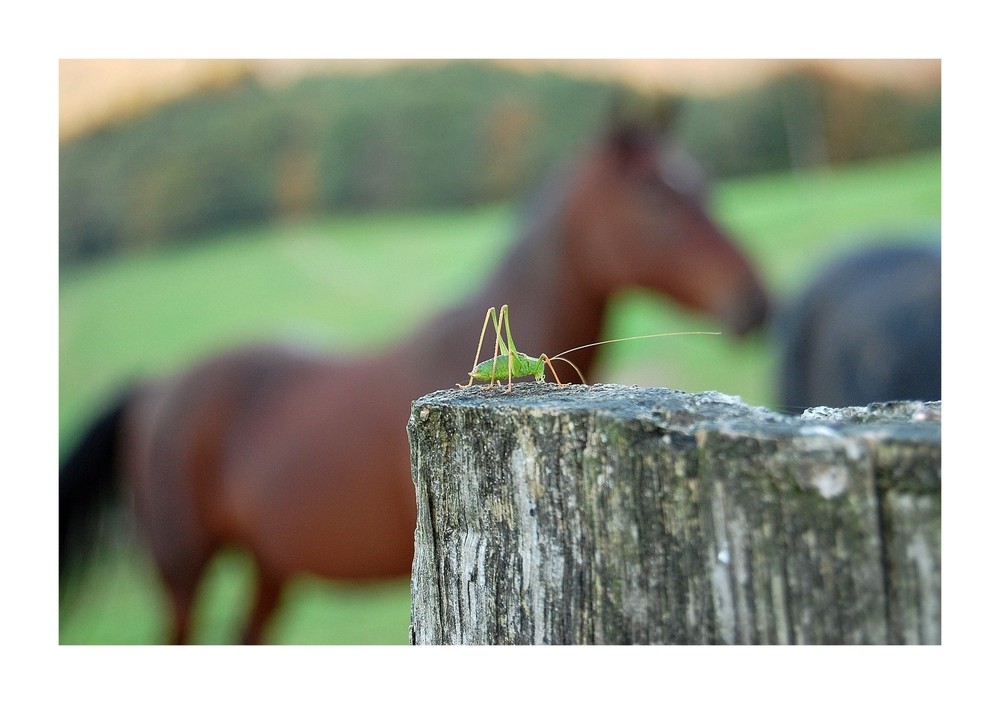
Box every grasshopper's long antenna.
[548,355,588,384]
[550,331,721,362]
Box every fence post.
[407,384,940,645]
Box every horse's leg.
[140,487,217,644]
[157,544,215,645]
[241,564,285,645]
[165,583,197,646]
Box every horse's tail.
[59,389,135,593]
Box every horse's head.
[562,123,770,336]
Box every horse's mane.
[512,156,579,248]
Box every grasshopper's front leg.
[539,354,568,387]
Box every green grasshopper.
[458,304,720,392]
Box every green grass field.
[58,150,940,644]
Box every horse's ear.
[605,88,633,130]
[649,94,682,133]
[606,90,646,134]
[604,91,683,156]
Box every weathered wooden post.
[408,384,940,645]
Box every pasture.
[58,150,940,644]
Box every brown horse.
[60,121,770,644]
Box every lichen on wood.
[408,384,940,645]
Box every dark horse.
[776,239,941,410]
[61,121,770,643]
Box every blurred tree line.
[59,61,940,264]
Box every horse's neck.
[470,214,607,370]
[391,169,609,392]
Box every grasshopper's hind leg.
[498,304,517,393]
[458,306,507,389]
[458,306,495,389]
[492,305,510,391]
